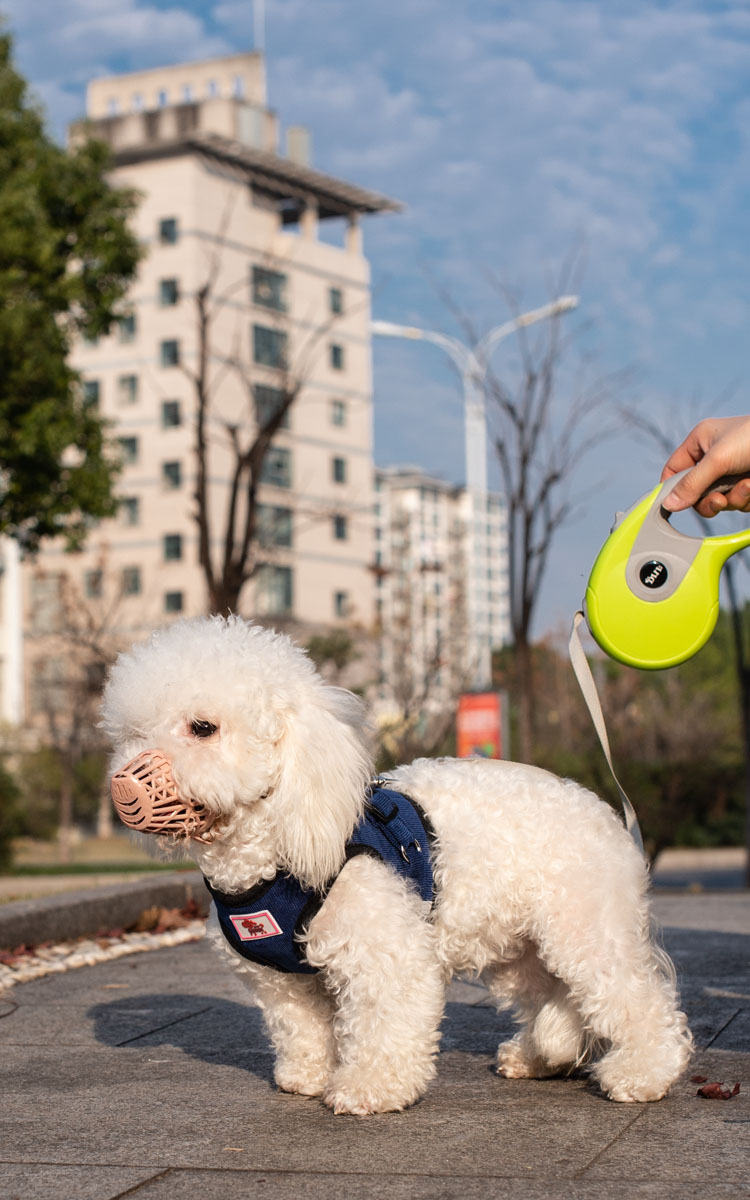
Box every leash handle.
[569,612,645,856]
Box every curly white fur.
[101,615,692,1115]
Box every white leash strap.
[569,611,644,856]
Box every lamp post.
[372,295,579,689]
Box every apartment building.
[0,538,23,726]
[23,52,400,721]
[373,467,511,715]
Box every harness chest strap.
[206,786,436,975]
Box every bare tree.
[181,204,350,617]
[26,560,128,855]
[482,291,623,761]
[375,546,472,767]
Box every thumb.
[661,459,720,512]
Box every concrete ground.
[1,889,748,1199]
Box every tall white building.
[373,467,510,715]
[23,52,400,720]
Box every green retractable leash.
[570,468,750,854]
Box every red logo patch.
[229,910,282,941]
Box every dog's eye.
[190,719,217,739]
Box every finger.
[661,421,719,480]
[661,454,728,511]
[693,492,729,519]
[660,445,702,482]
[723,479,750,513]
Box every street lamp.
[372,295,579,688]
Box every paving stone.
[0,1164,161,1200]
[0,998,218,1048]
[113,1168,750,1200]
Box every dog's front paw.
[323,1067,422,1115]
[274,1060,330,1098]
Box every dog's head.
[101,615,372,888]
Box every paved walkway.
[1,891,748,1199]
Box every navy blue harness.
[205,786,435,975]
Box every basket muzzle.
[110,750,215,840]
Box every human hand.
[661,417,750,516]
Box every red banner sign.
[456,692,504,759]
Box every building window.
[206,79,218,98]
[117,374,138,405]
[260,446,292,489]
[257,504,293,547]
[160,339,180,367]
[254,384,289,430]
[334,590,349,618]
[83,380,100,409]
[163,461,182,488]
[118,437,138,464]
[331,398,346,427]
[329,286,343,315]
[118,313,136,343]
[182,83,193,102]
[159,217,178,244]
[122,566,141,596]
[132,92,144,112]
[252,266,287,312]
[256,564,293,615]
[30,574,62,635]
[332,456,347,484]
[165,590,184,613]
[162,400,181,427]
[330,343,344,370]
[164,533,182,561]
[159,278,180,306]
[85,569,102,599]
[253,324,287,369]
[30,657,65,714]
[333,514,348,540]
[233,75,244,98]
[157,89,168,107]
[120,496,139,526]
[107,98,119,116]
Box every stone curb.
[0,871,209,950]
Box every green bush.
[0,759,22,870]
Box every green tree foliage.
[11,744,106,838]
[0,32,141,550]
[0,757,22,869]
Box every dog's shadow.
[88,993,277,1084]
[88,993,510,1086]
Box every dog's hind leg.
[527,894,692,1101]
[487,943,588,1080]
[304,854,444,1115]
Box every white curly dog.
[101,615,692,1115]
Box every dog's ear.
[272,684,372,890]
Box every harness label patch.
[229,910,283,941]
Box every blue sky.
[3,0,749,633]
